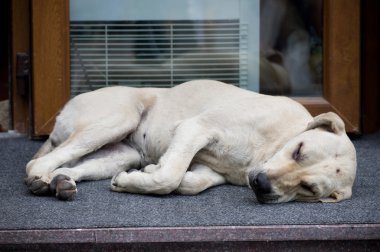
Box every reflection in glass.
[260,0,323,96]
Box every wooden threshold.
[1,224,379,245]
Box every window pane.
[70,0,322,97]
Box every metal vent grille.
[70,20,248,96]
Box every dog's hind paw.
[24,176,51,196]
[49,174,77,201]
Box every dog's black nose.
[249,172,272,195]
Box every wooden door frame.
[25,0,360,136]
[294,0,360,133]
[30,0,70,137]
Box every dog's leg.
[111,118,217,194]
[25,116,141,196]
[175,164,226,195]
[32,138,55,159]
[48,143,141,200]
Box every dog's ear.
[306,112,345,135]
[319,187,352,203]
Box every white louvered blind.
[70,20,248,96]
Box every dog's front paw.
[24,176,51,196]
[111,171,129,192]
[49,174,77,201]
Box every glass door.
[69,0,323,97]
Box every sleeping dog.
[25,80,356,203]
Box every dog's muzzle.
[248,171,279,203]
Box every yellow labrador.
[25,80,356,203]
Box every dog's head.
[248,112,357,203]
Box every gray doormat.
[0,132,379,230]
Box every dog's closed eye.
[292,142,303,161]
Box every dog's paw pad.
[24,176,51,196]
[50,174,77,201]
